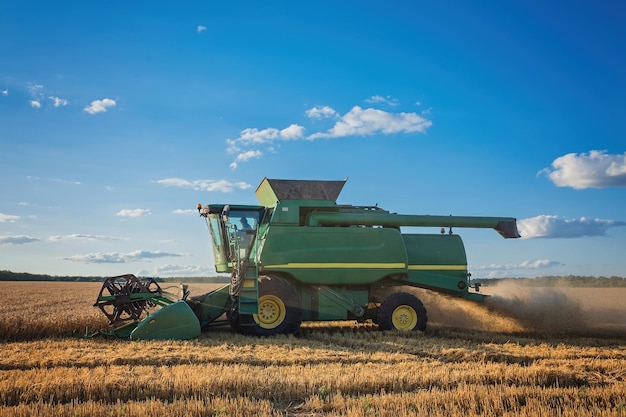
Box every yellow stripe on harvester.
[263,262,406,269]
[263,263,466,270]
[408,265,467,270]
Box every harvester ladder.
[237,264,259,318]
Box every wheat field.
[0,281,625,416]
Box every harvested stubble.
[1,281,625,416]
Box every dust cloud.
[484,283,587,333]
[413,283,626,336]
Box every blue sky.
[1,1,625,279]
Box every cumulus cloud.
[145,264,211,277]
[0,235,40,245]
[84,98,116,114]
[308,106,432,139]
[49,96,69,107]
[475,259,562,271]
[472,259,563,278]
[540,150,626,189]
[228,124,305,148]
[1,89,7,96]
[156,178,251,192]
[48,233,125,241]
[518,215,626,239]
[229,150,263,170]
[0,213,20,223]
[172,209,196,215]
[63,250,182,264]
[116,208,151,217]
[226,100,432,169]
[305,105,339,120]
[22,83,69,109]
[365,95,399,106]
[197,25,207,33]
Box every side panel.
[260,226,408,285]
[403,234,470,294]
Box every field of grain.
[0,281,625,416]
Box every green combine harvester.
[93,178,520,340]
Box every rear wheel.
[378,292,427,331]
[239,275,302,336]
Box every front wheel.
[239,275,302,336]
[377,292,427,331]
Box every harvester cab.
[92,177,520,340]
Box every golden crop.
[0,281,625,416]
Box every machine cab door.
[199,204,265,273]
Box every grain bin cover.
[255,178,347,207]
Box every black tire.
[239,275,302,336]
[377,292,427,331]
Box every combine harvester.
[93,178,520,340]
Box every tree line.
[1,269,625,287]
[0,270,228,283]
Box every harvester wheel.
[378,292,427,331]
[239,275,302,336]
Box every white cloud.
[84,98,116,115]
[49,96,69,107]
[116,208,151,217]
[172,209,196,215]
[225,102,432,169]
[472,259,563,278]
[148,264,211,277]
[540,150,626,189]
[518,215,626,239]
[230,124,306,147]
[365,95,399,106]
[0,213,20,223]
[24,176,80,185]
[48,233,125,241]
[307,106,432,139]
[23,84,68,109]
[63,250,182,264]
[1,89,8,96]
[27,83,43,97]
[518,259,561,268]
[0,235,40,245]
[280,123,305,140]
[197,25,207,33]
[225,125,304,168]
[229,150,263,170]
[305,106,339,120]
[52,178,81,185]
[156,178,251,192]
[474,259,562,271]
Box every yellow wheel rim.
[391,305,418,330]
[254,295,286,329]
